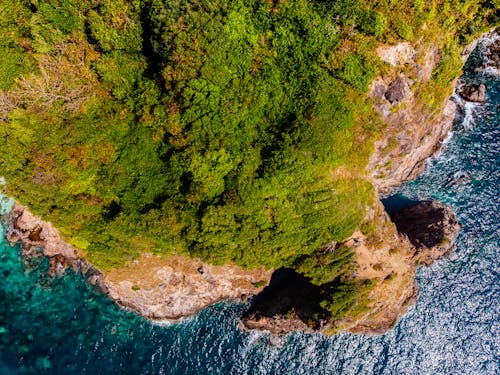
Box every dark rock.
[28,225,43,242]
[370,83,387,100]
[486,36,500,67]
[384,76,409,103]
[241,268,328,334]
[389,201,461,265]
[49,255,71,276]
[457,84,486,103]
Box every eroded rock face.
[1,202,272,322]
[457,84,486,103]
[241,268,327,334]
[376,42,416,66]
[385,76,409,103]
[481,28,500,73]
[368,29,497,194]
[2,203,93,277]
[389,201,461,266]
[487,37,500,67]
[368,41,458,194]
[103,254,272,320]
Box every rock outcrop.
[242,199,460,335]
[389,201,461,266]
[368,28,497,194]
[2,203,106,286]
[104,253,272,320]
[477,27,500,74]
[457,84,486,103]
[368,42,457,194]
[1,202,272,321]
[241,268,327,334]
[385,76,410,103]
[486,36,500,67]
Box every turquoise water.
[1,44,499,374]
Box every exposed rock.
[28,224,42,241]
[2,203,105,281]
[242,313,312,334]
[368,29,497,194]
[241,268,329,334]
[389,201,460,266]
[5,203,80,261]
[385,76,409,103]
[1,202,272,321]
[377,42,416,66]
[368,40,459,194]
[486,37,500,67]
[457,84,486,103]
[104,253,272,320]
[479,28,500,73]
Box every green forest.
[0,0,497,321]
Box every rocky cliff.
[241,199,460,335]
[2,202,272,321]
[2,29,497,335]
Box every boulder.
[457,83,486,103]
[384,76,409,103]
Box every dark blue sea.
[1,40,498,374]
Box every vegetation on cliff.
[0,0,497,324]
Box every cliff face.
[368,42,457,194]
[368,28,499,193]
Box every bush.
[359,10,387,37]
[339,54,375,92]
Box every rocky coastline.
[241,200,460,335]
[1,29,497,335]
[241,29,499,334]
[1,202,272,322]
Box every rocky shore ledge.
[1,202,272,321]
[1,203,106,288]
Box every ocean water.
[1,44,499,375]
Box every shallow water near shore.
[1,44,499,375]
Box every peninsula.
[0,0,497,334]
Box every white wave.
[474,31,500,76]
[481,66,500,76]
[462,101,478,130]
[150,319,177,327]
